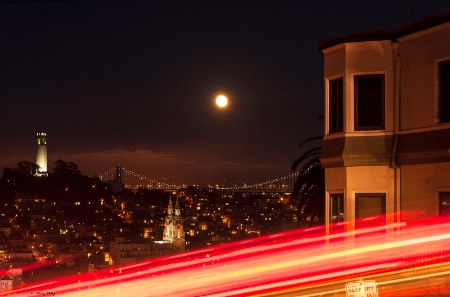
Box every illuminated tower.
[36,132,48,176]
[163,196,185,247]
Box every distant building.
[0,221,11,237]
[0,251,34,269]
[109,236,153,266]
[319,12,450,236]
[35,132,47,176]
[15,193,52,214]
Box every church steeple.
[163,196,185,248]
[175,197,180,216]
[168,196,173,215]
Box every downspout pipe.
[390,41,400,168]
[390,41,401,225]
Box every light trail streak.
[260,260,450,297]
[5,214,450,297]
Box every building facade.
[319,13,450,236]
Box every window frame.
[439,192,450,216]
[329,193,345,233]
[328,77,344,134]
[438,59,450,123]
[354,74,385,131]
[355,192,386,220]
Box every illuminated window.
[328,77,344,134]
[354,74,385,130]
[439,60,450,123]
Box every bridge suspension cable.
[97,167,181,190]
[222,172,299,191]
[97,167,298,191]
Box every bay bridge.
[97,166,299,192]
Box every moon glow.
[215,95,228,108]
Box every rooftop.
[318,11,450,51]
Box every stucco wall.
[401,162,450,219]
[399,22,450,130]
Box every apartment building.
[319,13,450,235]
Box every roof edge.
[318,11,450,52]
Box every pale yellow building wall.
[345,41,392,73]
[323,45,345,78]
[401,162,450,219]
[399,22,450,130]
[325,167,346,191]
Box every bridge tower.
[35,132,47,176]
[115,165,122,183]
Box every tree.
[17,160,40,176]
[1,161,41,195]
[52,160,81,176]
[291,136,325,226]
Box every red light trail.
[5,213,450,296]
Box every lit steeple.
[163,196,185,247]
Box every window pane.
[355,193,386,246]
[439,60,450,123]
[356,193,386,218]
[354,75,385,130]
[330,193,344,233]
[439,192,450,216]
[330,194,344,223]
[329,78,344,133]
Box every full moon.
[215,95,228,108]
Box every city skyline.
[1,0,449,186]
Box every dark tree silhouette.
[52,160,81,176]
[1,161,41,195]
[291,136,325,226]
[1,159,112,211]
[17,160,40,176]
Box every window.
[330,193,344,233]
[439,60,450,123]
[355,193,386,245]
[355,193,386,220]
[439,192,450,216]
[328,77,344,133]
[354,75,385,130]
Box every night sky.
[1,0,449,186]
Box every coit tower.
[36,132,48,176]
